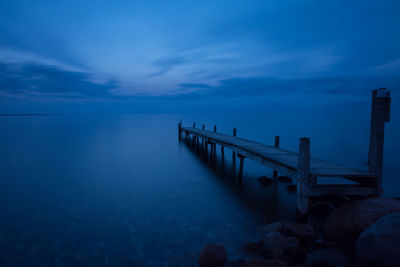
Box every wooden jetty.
[178,89,391,214]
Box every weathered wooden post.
[221,146,225,161]
[232,128,237,163]
[273,136,280,177]
[368,88,391,194]
[202,125,205,152]
[178,120,182,140]
[297,137,311,215]
[238,154,245,182]
[213,126,217,158]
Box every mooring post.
[221,146,225,161]
[297,137,311,215]
[273,136,280,177]
[238,154,245,182]
[178,120,182,140]
[368,88,391,194]
[232,128,237,163]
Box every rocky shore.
[198,178,400,267]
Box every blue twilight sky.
[0,0,399,113]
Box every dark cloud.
[0,62,117,98]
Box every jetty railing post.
[273,136,280,177]
[368,88,391,194]
[178,120,182,140]
[232,128,237,164]
[297,137,311,215]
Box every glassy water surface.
[0,112,399,266]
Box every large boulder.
[324,198,400,241]
[261,232,287,259]
[244,259,287,267]
[356,212,400,267]
[304,249,348,267]
[198,244,227,267]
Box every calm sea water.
[0,110,399,266]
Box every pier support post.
[214,125,217,132]
[297,137,311,215]
[178,120,182,140]
[232,128,237,163]
[238,154,245,182]
[273,136,280,177]
[193,121,196,128]
[368,88,391,195]
[221,146,224,161]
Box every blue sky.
[0,0,399,113]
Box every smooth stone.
[198,244,227,267]
[324,198,400,241]
[261,232,287,259]
[356,212,400,267]
[304,249,348,267]
[281,221,314,241]
[244,259,287,267]
[258,176,273,186]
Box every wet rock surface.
[257,176,273,186]
[261,232,287,259]
[244,259,287,267]
[324,198,400,241]
[198,244,227,267]
[356,212,400,267]
[304,249,348,267]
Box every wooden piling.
[178,120,182,140]
[273,136,280,177]
[368,88,391,194]
[238,154,245,182]
[232,128,237,163]
[221,146,225,161]
[297,137,311,215]
[214,125,217,132]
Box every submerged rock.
[244,259,287,267]
[276,176,292,183]
[304,249,348,267]
[356,212,400,267]
[324,198,400,241]
[261,232,287,259]
[261,221,314,241]
[198,244,227,267]
[258,176,273,186]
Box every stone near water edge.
[198,244,227,267]
[261,232,287,259]
[262,221,283,233]
[281,221,314,241]
[324,198,400,242]
[304,249,348,267]
[285,236,299,255]
[244,259,287,267]
[257,176,273,186]
[356,212,400,267]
